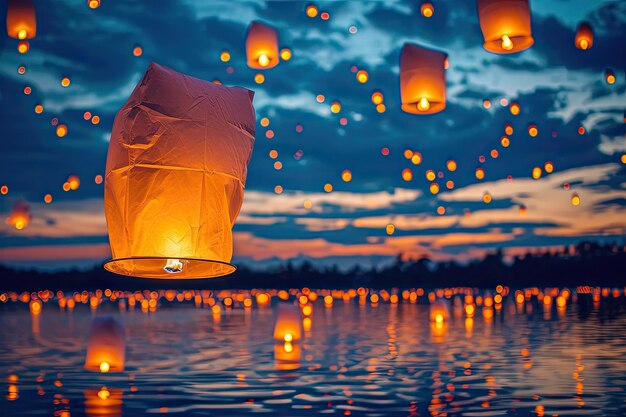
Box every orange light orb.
[531,166,542,180]
[44,194,52,204]
[269,149,278,159]
[402,168,413,181]
[220,50,231,62]
[95,175,103,184]
[0,185,8,195]
[83,111,92,120]
[273,161,282,170]
[274,185,283,194]
[254,73,265,84]
[500,136,510,147]
[305,4,318,18]
[341,170,352,182]
[436,206,445,215]
[68,175,80,190]
[371,91,383,105]
[17,41,29,54]
[571,193,581,206]
[490,149,499,158]
[421,2,434,17]
[605,70,615,85]
[330,101,341,113]
[483,99,491,109]
[386,224,395,235]
[425,170,436,181]
[34,104,43,114]
[482,192,492,204]
[446,160,457,171]
[528,125,538,137]
[504,123,513,135]
[411,153,422,165]
[577,126,585,135]
[91,116,100,125]
[61,77,71,87]
[404,149,414,159]
[510,102,520,115]
[356,70,368,83]
[265,130,274,139]
[429,183,440,194]
[544,162,554,173]
[324,183,333,193]
[280,48,292,61]
[133,46,143,57]
[446,180,454,189]
[375,103,386,113]
[316,94,325,103]
[88,0,100,9]
[56,125,68,138]
[475,167,485,180]
[260,117,270,127]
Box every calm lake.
[1,288,625,416]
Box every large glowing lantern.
[400,43,447,114]
[477,0,534,54]
[103,63,255,278]
[6,0,36,40]
[246,21,279,70]
[575,22,593,50]
[273,303,303,342]
[84,317,125,373]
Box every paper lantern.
[429,300,450,323]
[246,21,279,69]
[84,317,125,373]
[103,63,255,278]
[400,43,447,114]
[84,387,123,417]
[575,22,593,50]
[273,303,303,342]
[5,201,30,230]
[477,0,534,54]
[6,0,36,39]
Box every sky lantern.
[400,43,447,114]
[605,69,615,85]
[482,192,492,203]
[330,101,341,113]
[88,0,100,9]
[510,102,520,115]
[305,4,318,18]
[5,201,30,230]
[280,48,292,60]
[575,22,593,50]
[371,91,383,105]
[68,175,80,190]
[274,303,303,342]
[421,2,434,18]
[475,167,485,180]
[446,160,457,171]
[386,224,395,235]
[571,193,581,206]
[84,317,125,373]
[532,166,542,180]
[528,124,538,137]
[356,69,368,83]
[17,40,28,53]
[341,170,352,182]
[103,63,255,279]
[6,0,36,40]
[504,123,513,135]
[430,300,449,323]
[426,170,436,181]
[402,168,413,181]
[246,21,279,70]
[477,0,534,54]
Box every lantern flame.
[99,362,110,373]
[579,39,589,50]
[283,332,293,342]
[17,29,27,39]
[501,35,513,50]
[258,54,269,67]
[283,342,293,353]
[97,388,110,400]
[417,97,430,111]
[164,258,183,273]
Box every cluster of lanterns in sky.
[2,0,623,278]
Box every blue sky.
[0,0,625,270]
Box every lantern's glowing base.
[483,35,534,54]
[401,99,445,114]
[103,257,236,279]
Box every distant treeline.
[1,241,625,292]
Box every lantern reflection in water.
[274,303,303,342]
[274,342,301,371]
[84,317,125,373]
[84,387,123,417]
[477,0,534,54]
[103,63,255,278]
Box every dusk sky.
[0,0,625,270]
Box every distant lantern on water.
[103,63,255,278]
[429,300,450,323]
[400,43,447,114]
[477,0,534,54]
[6,0,36,40]
[273,303,303,342]
[245,21,279,70]
[575,22,593,50]
[84,317,125,373]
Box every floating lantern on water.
[84,387,123,417]
[103,63,255,278]
[575,22,593,50]
[420,2,434,18]
[84,317,125,373]
[386,224,395,235]
[477,0,534,54]
[246,21,279,70]
[400,43,447,114]
[6,201,30,230]
[6,0,36,40]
